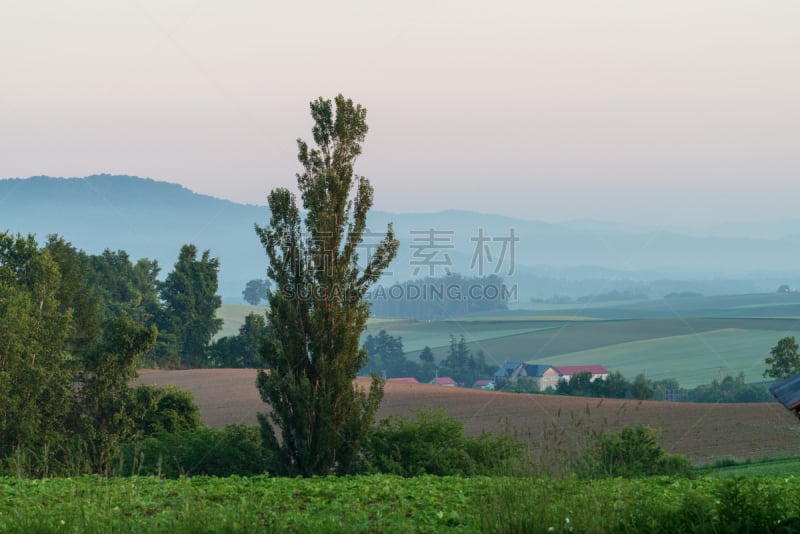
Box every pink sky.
[1,1,798,227]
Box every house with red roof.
[473,379,494,390]
[430,376,457,387]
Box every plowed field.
[136,369,800,465]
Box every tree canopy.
[157,244,223,367]
[0,232,171,474]
[764,336,800,380]
[255,95,398,476]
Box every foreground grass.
[2,475,800,533]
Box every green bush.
[366,407,527,476]
[120,424,266,477]
[579,424,694,479]
[125,384,203,436]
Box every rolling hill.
[3,174,800,303]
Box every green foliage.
[255,95,398,476]
[210,312,268,368]
[3,475,800,532]
[0,232,191,476]
[631,372,655,400]
[75,316,157,471]
[242,278,270,305]
[362,329,417,378]
[120,425,266,478]
[579,424,694,479]
[553,370,630,398]
[0,233,75,467]
[366,408,527,477]
[764,335,800,379]
[687,373,773,403]
[418,345,434,363]
[125,384,202,436]
[438,335,497,386]
[157,244,223,367]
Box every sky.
[1,1,799,228]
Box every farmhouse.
[430,376,457,387]
[494,362,609,391]
[494,361,525,382]
[524,364,561,391]
[494,362,560,391]
[473,379,494,390]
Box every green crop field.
[2,474,799,532]
[214,293,800,386]
[535,328,783,387]
[704,456,800,478]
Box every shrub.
[579,424,694,479]
[366,407,527,476]
[120,424,266,477]
[125,384,203,436]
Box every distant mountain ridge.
[2,175,799,301]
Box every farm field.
[4,474,800,533]
[218,298,799,387]
[706,456,800,477]
[135,370,800,466]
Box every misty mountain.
[1,175,798,302]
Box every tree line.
[360,330,497,385]
[0,233,204,474]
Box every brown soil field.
[135,369,800,466]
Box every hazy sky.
[2,1,798,227]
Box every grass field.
[704,456,800,477]
[215,292,800,387]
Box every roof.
[554,365,609,376]
[770,372,800,411]
[388,377,419,383]
[473,379,492,387]
[523,364,555,377]
[494,361,523,378]
[431,377,457,386]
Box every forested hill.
[3,174,800,302]
[0,175,266,300]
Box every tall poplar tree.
[158,244,223,367]
[255,95,398,476]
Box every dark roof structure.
[494,361,522,378]
[523,364,555,377]
[770,373,800,419]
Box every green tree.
[255,95,398,476]
[211,312,268,368]
[1,233,201,475]
[601,370,629,398]
[631,373,655,400]
[75,316,157,470]
[363,329,415,378]
[419,345,435,364]
[0,233,74,464]
[242,278,270,305]
[764,336,800,379]
[158,244,223,367]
